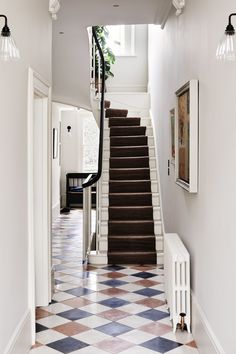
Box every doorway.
[27,68,52,344]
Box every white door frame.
[27,68,52,344]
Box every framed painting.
[170,108,175,165]
[175,80,199,193]
[53,128,58,159]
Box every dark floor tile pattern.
[31,209,198,353]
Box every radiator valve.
[177,313,187,331]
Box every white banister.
[83,186,91,262]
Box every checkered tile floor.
[31,209,198,354]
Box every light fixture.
[216,13,236,61]
[0,15,20,61]
[172,0,185,16]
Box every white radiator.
[164,233,191,333]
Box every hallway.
[31,210,198,354]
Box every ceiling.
[52,0,173,109]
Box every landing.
[31,210,198,354]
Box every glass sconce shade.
[216,13,236,62]
[216,33,236,61]
[0,35,20,61]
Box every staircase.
[98,104,163,265]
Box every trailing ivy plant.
[94,26,116,81]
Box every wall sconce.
[67,125,72,137]
[172,0,185,16]
[0,15,20,61]
[216,13,236,61]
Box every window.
[106,25,135,56]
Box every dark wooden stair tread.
[110,156,149,168]
[109,206,153,220]
[109,180,151,193]
[106,108,128,118]
[108,252,157,264]
[110,126,146,137]
[110,136,148,146]
[109,117,141,127]
[109,192,153,206]
[111,146,149,157]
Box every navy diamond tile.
[102,265,126,271]
[36,323,48,333]
[100,279,128,287]
[134,288,163,297]
[96,322,132,336]
[58,308,92,320]
[141,337,182,353]
[48,337,88,353]
[137,309,169,321]
[65,287,94,296]
[99,297,130,308]
[132,272,156,279]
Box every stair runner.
[106,107,157,264]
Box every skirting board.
[52,202,60,221]
[3,310,31,354]
[191,292,225,354]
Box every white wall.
[0,0,52,353]
[148,1,236,353]
[106,25,148,92]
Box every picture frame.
[175,80,199,193]
[52,128,58,159]
[170,108,175,165]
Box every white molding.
[52,202,60,221]
[191,292,225,354]
[3,310,31,354]
[172,0,185,16]
[27,68,52,345]
[49,0,60,20]
[149,109,166,235]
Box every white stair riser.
[151,181,159,193]
[152,193,160,207]
[101,222,108,236]
[104,149,110,159]
[156,253,164,265]
[149,147,155,157]
[155,222,162,235]
[101,184,109,194]
[156,236,164,251]
[88,252,107,265]
[101,195,109,207]
[99,237,108,252]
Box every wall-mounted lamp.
[0,15,20,61]
[67,125,72,137]
[172,0,185,16]
[216,13,236,61]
